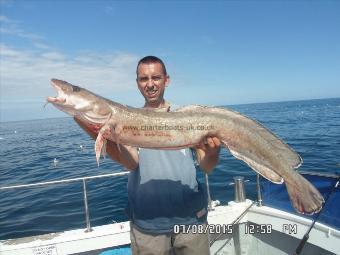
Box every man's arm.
[195,137,221,173]
[74,117,138,171]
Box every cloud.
[0,44,139,101]
[0,15,10,22]
[0,15,44,42]
[0,15,143,121]
[0,15,139,103]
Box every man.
[75,56,221,255]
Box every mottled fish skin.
[47,79,324,214]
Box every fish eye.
[72,86,81,92]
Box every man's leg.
[130,223,172,255]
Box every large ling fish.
[47,79,324,214]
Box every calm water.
[0,98,339,240]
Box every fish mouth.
[46,79,67,105]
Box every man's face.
[136,62,169,107]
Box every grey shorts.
[130,223,211,255]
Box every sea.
[0,98,339,240]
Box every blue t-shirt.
[127,148,208,234]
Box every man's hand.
[195,137,221,173]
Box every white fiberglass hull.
[1,200,339,255]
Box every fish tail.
[285,173,324,214]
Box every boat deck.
[1,200,339,255]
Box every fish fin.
[293,154,303,169]
[95,132,106,166]
[285,173,324,214]
[227,142,323,214]
[177,105,302,170]
[101,139,107,159]
[228,146,284,184]
[207,107,302,169]
[95,123,114,165]
[116,142,122,153]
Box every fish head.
[47,79,112,124]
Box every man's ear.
[165,75,170,87]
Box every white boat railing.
[0,169,336,237]
[0,171,216,235]
[0,171,130,233]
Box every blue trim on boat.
[98,246,131,255]
[261,172,340,230]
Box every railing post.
[82,179,92,232]
[233,176,246,202]
[256,174,263,206]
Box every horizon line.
[1,97,339,124]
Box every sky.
[0,0,339,122]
